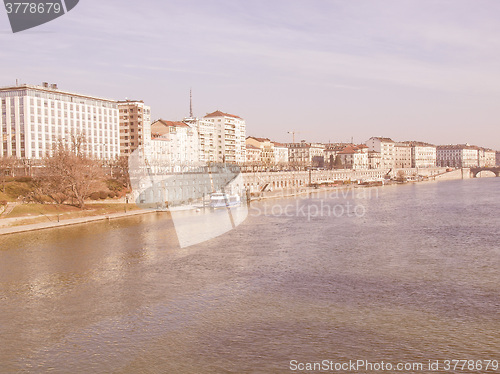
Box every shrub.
[15,176,33,183]
[5,184,31,198]
[0,200,7,206]
[90,192,100,200]
[99,190,108,199]
[108,191,116,198]
[106,179,123,192]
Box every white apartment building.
[365,137,395,169]
[0,82,119,160]
[272,142,289,164]
[477,147,496,167]
[202,110,246,164]
[147,119,200,172]
[436,144,479,168]
[184,116,216,164]
[118,100,151,157]
[394,142,412,169]
[401,141,437,168]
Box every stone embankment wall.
[432,168,471,181]
[241,167,449,192]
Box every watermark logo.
[128,140,249,248]
[4,0,79,33]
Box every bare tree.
[110,156,130,188]
[43,134,104,209]
[31,176,69,204]
[0,156,16,193]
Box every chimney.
[50,83,58,89]
[42,82,49,88]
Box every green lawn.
[0,190,15,202]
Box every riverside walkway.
[0,209,155,236]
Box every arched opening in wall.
[476,170,496,178]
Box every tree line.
[0,135,130,209]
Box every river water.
[0,178,499,373]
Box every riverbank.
[0,168,481,235]
[0,207,155,236]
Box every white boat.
[210,193,241,208]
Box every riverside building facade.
[0,82,119,160]
[148,119,200,172]
[393,142,412,169]
[203,110,246,164]
[118,100,151,157]
[365,137,395,169]
[402,141,437,168]
[436,144,479,168]
[287,141,325,168]
[477,147,496,167]
[337,144,369,169]
[184,110,246,164]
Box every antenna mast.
[189,89,193,118]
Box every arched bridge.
[470,167,500,177]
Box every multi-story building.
[496,151,500,166]
[245,137,289,165]
[436,144,479,168]
[245,144,262,163]
[272,142,289,164]
[0,82,119,160]
[476,147,496,167]
[246,137,275,165]
[148,119,199,171]
[287,141,325,167]
[365,137,395,169]
[324,143,351,168]
[393,142,412,169]
[118,100,151,157]
[184,116,216,164]
[183,110,246,164]
[337,144,369,169]
[202,110,246,164]
[400,141,436,168]
[368,151,382,169]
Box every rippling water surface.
[0,178,499,373]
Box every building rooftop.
[272,141,287,148]
[402,141,436,147]
[204,110,242,119]
[338,145,368,154]
[246,144,261,150]
[151,119,191,138]
[369,137,395,143]
[247,136,270,143]
[152,119,190,128]
[0,82,117,103]
[117,99,145,104]
[437,144,479,150]
[287,142,325,148]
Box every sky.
[1,0,500,150]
